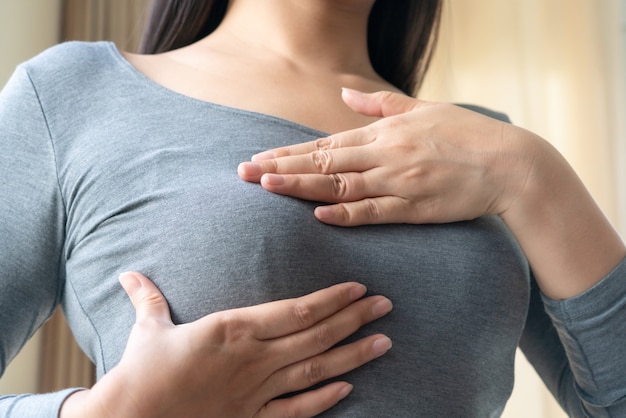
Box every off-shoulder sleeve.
[0,64,74,417]
[520,256,626,417]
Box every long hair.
[138,0,442,96]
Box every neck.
[206,0,377,76]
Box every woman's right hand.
[60,272,392,418]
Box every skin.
[62,1,401,416]
[123,0,398,134]
[238,89,626,300]
[61,273,392,417]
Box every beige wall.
[0,0,61,85]
[617,0,626,238]
[422,0,625,234]
[421,1,624,417]
[0,0,61,394]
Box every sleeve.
[0,65,80,417]
[519,256,626,417]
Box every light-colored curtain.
[422,0,623,227]
[37,0,151,393]
[38,311,95,392]
[62,0,150,51]
[0,0,62,396]
[421,1,624,417]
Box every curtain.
[61,0,150,51]
[421,1,624,417]
[422,0,623,226]
[37,0,151,393]
[38,311,95,392]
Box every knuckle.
[275,146,292,157]
[335,203,353,224]
[135,285,162,304]
[303,357,327,383]
[315,136,335,150]
[377,90,396,103]
[265,159,279,173]
[212,311,249,343]
[328,173,348,200]
[364,198,382,221]
[311,150,333,174]
[291,302,315,328]
[314,323,335,350]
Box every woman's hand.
[60,272,392,418]
[238,88,537,226]
[239,89,625,299]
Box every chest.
[124,50,386,134]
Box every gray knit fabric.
[1,42,625,417]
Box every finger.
[341,88,422,118]
[119,272,173,326]
[250,125,375,161]
[239,145,378,183]
[247,90,424,165]
[232,282,367,340]
[257,382,353,418]
[267,295,392,367]
[251,141,317,161]
[270,334,392,399]
[313,196,415,226]
[258,170,378,203]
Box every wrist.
[499,133,625,299]
[492,124,546,216]
[59,368,141,418]
[59,389,105,418]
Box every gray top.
[1,41,625,417]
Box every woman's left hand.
[238,89,537,226]
[239,89,626,299]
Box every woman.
[240,90,626,416]
[0,0,414,416]
[0,0,431,417]
[5,0,608,416]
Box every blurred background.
[1,1,624,417]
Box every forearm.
[59,387,113,418]
[500,128,625,299]
[520,263,626,416]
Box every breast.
[156,176,531,416]
[62,108,530,414]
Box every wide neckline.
[105,42,332,137]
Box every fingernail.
[314,206,334,221]
[252,151,276,161]
[262,173,285,186]
[239,162,262,176]
[341,87,364,97]
[350,283,367,301]
[119,272,142,294]
[338,383,353,400]
[372,298,393,316]
[372,336,392,356]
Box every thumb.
[119,271,173,326]
[341,88,420,118]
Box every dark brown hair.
[139,0,442,95]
